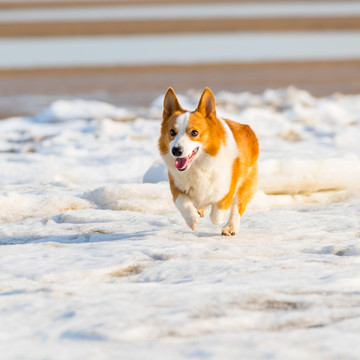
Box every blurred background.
[0,0,360,118]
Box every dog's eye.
[170,129,177,137]
[190,130,199,137]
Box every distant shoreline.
[1,59,359,118]
[1,17,360,38]
[2,0,360,118]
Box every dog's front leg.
[175,194,200,231]
[210,204,229,225]
[168,172,200,230]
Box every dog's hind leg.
[222,164,258,236]
[237,163,258,216]
[221,197,240,236]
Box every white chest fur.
[167,119,238,208]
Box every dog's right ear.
[196,88,216,119]
[163,88,183,118]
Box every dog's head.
[159,87,222,172]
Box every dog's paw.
[175,194,201,231]
[221,225,237,236]
[197,208,205,218]
[184,211,200,231]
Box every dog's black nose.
[172,146,183,157]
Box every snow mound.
[144,154,360,195]
[35,99,134,122]
[85,182,356,218]
[86,183,175,215]
[260,154,360,195]
[143,159,168,183]
[0,189,91,223]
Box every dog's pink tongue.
[175,157,187,170]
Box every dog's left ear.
[163,87,183,118]
[196,88,216,118]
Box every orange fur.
[224,119,259,167]
[187,112,226,157]
[217,119,259,213]
[192,89,227,156]
[237,163,258,216]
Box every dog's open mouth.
[175,147,199,171]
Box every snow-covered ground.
[1,88,360,359]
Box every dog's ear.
[196,88,216,118]
[163,88,183,118]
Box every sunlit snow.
[1,87,360,359]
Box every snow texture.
[1,87,360,360]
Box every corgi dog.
[159,88,259,236]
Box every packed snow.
[1,87,360,359]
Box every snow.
[1,87,360,359]
[35,99,134,123]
